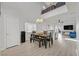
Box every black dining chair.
[30,33,35,43]
[46,32,53,48]
[30,31,36,43]
[30,33,44,48]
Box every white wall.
[36,23,48,32]
[17,2,44,40]
[0,16,3,51]
[17,2,44,31]
[0,2,21,51]
[0,8,1,51]
[0,2,44,32]
[0,2,44,51]
[36,18,76,32]
[76,16,79,39]
[37,3,77,32]
[25,22,37,40]
[0,3,5,51]
[0,3,1,51]
[0,15,6,51]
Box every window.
[25,22,36,32]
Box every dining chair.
[46,32,53,48]
[30,34,35,43]
[30,31,36,43]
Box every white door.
[6,16,20,48]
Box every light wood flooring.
[1,39,79,56]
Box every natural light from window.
[25,22,37,33]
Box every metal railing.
[41,2,66,14]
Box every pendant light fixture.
[36,17,44,23]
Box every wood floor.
[1,39,79,56]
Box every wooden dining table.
[34,33,48,48]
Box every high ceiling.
[1,2,79,24]
[1,2,45,23]
[44,2,79,24]
[44,2,57,6]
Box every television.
[64,25,73,30]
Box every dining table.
[34,33,48,48]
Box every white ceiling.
[44,2,57,6]
[42,2,57,9]
[43,2,79,24]
[1,2,79,24]
[1,2,45,23]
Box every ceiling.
[43,2,79,24]
[1,2,57,21]
[44,2,57,6]
[1,2,79,24]
[1,2,45,23]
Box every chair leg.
[42,40,44,46]
[30,38,32,43]
[49,41,50,47]
[44,39,47,48]
[33,39,34,43]
[51,38,53,45]
[39,40,41,48]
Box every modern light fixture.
[36,6,44,23]
[43,6,46,10]
[36,18,44,23]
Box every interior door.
[6,16,20,48]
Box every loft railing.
[41,2,66,14]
